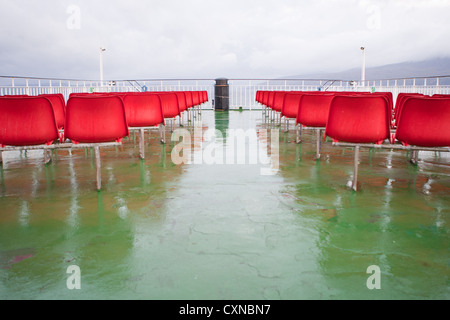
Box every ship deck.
[0,110,448,300]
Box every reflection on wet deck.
[0,110,448,299]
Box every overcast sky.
[1,0,449,80]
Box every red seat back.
[39,93,66,130]
[122,93,164,127]
[202,91,208,103]
[64,96,129,144]
[261,91,270,106]
[267,91,276,109]
[394,97,450,147]
[192,91,201,106]
[297,93,334,127]
[393,93,425,128]
[184,91,194,109]
[174,92,188,112]
[0,96,59,147]
[154,92,180,118]
[325,95,391,144]
[255,91,262,104]
[272,91,286,112]
[282,92,303,119]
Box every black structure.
[214,78,229,110]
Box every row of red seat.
[0,90,208,146]
[68,90,208,128]
[393,93,450,148]
[0,90,208,189]
[256,90,450,147]
[257,90,450,191]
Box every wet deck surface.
[0,110,448,299]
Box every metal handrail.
[1,75,450,110]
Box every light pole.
[99,46,106,86]
[360,47,366,86]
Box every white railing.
[1,75,450,110]
[229,76,450,109]
[0,76,216,108]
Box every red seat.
[392,93,424,128]
[296,93,334,127]
[0,96,59,147]
[272,91,287,113]
[393,97,450,147]
[122,93,164,128]
[64,96,129,144]
[39,93,66,130]
[184,91,194,110]
[201,91,209,104]
[325,95,391,144]
[266,91,276,110]
[192,91,201,107]
[153,92,180,119]
[174,92,188,113]
[282,92,303,119]
[260,91,269,107]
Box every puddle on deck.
[0,110,448,299]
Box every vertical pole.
[410,150,419,165]
[44,148,52,164]
[99,47,106,87]
[315,129,321,160]
[94,146,101,190]
[160,124,166,144]
[353,146,360,191]
[361,47,366,87]
[410,150,415,164]
[139,128,145,159]
[296,124,302,144]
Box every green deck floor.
[0,110,448,300]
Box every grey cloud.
[1,0,449,79]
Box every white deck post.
[160,124,166,144]
[315,129,322,160]
[94,146,101,190]
[353,146,360,191]
[139,128,145,159]
[296,124,302,144]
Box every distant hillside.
[284,57,450,81]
